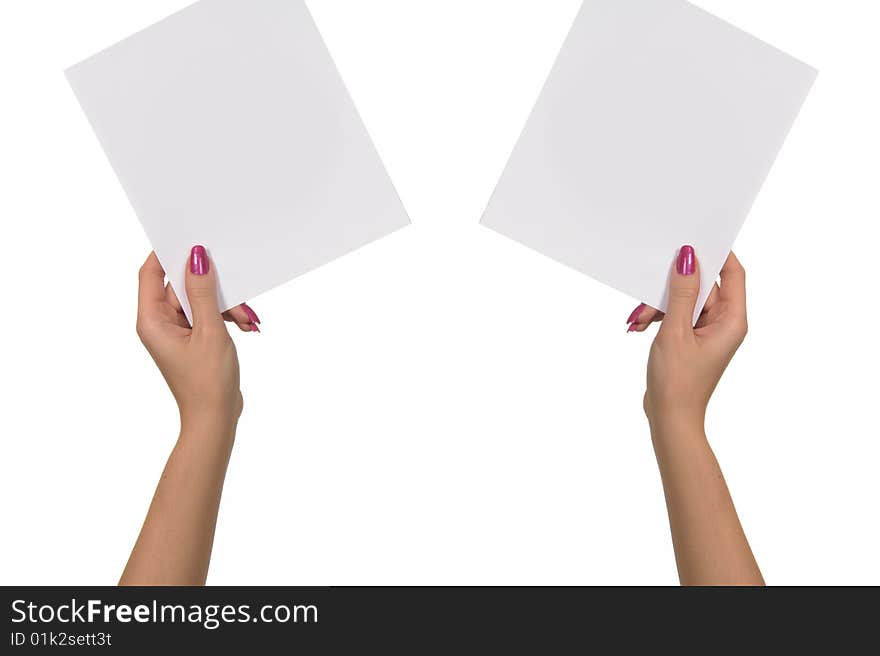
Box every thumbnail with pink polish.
[677,245,696,276]
[190,245,209,276]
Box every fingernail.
[250,323,261,333]
[677,245,696,276]
[242,303,261,325]
[627,323,638,333]
[191,245,209,276]
[627,303,646,325]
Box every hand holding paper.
[482,0,816,324]
[67,0,410,323]
[67,0,814,325]
[123,246,242,586]
[643,246,762,586]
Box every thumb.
[185,245,223,330]
[663,245,700,332]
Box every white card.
[482,0,816,323]
[67,0,409,321]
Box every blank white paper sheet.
[482,0,816,322]
[67,0,409,320]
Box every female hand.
[629,247,761,586]
[136,246,259,430]
[630,246,748,430]
[124,245,256,585]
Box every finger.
[629,280,719,334]
[629,319,656,333]
[627,303,655,325]
[719,252,747,315]
[627,303,664,332]
[138,252,167,309]
[165,282,183,313]
[661,244,701,334]
[185,245,224,332]
[160,282,193,329]
[227,321,260,333]
[222,312,260,332]
[690,283,721,331]
[703,283,721,312]
[223,303,261,332]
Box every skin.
[630,250,764,586]
[121,245,761,586]
[120,250,252,586]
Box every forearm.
[120,420,236,586]
[651,419,763,586]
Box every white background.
[0,0,877,585]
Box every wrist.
[644,400,706,445]
[178,390,243,440]
[644,391,705,432]
[179,410,238,446]
[648,413,707,451]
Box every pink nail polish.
[627,323,638,333]
[677,245,696,276]
[242,304,261,325]
[191,245,209,276]
[250,323,261,333]
[627,303,646,325]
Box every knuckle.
[135,317,154,342]
[187,285,216,301]
[724,313,748,342]
[668,285,698,301]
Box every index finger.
[138,252,167,308]
[719,252,747,313]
